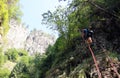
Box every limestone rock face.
[6,19,56,55]
[24,29,55,55]
[6,19,29,49]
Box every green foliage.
[45,45,54,55]
[18,49,28,56]
[9,53,48,78]
[31,54,48,78]
[41,0,92,76]
[42,6,68,37]
[5,48,28,62]
[109,52,120,59]
[0,47,6,66]
[0,68,10,78]
[20,56,29,66]
[0,0,22,35]
[0,0,9,35]
[42,0,91,40]
[5,48,19,62]
[9,62,30,78]
[8,0,22,22]
[0,52,4,66]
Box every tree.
[0,0,22,35]
[42,6,68,37]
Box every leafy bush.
[20,56,29,65]
[18,49,28,56]
[5,48,19,62]
[9,62,30,78]
[0,52,4,66]
[0,47,5,66]
[109,52,120,59]
[0,68,10,78]
[5,48,28,62]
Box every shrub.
[5,48,28,62]
[18,49,28,56]
[5,48,19,62]
[9,62,29,78]
[0,52,4,66]
[20,56,29,65]
[0,68,10,78]
[0,47,4,66]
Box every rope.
[88,44,102,78]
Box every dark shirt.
[83,29,93,40]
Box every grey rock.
[6,19,29,49]
[25,29,55,55]
[6,19,56,55]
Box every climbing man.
[81,27,94,45]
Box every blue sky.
[20,0,67,38]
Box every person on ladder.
[82,26,94,46]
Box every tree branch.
[87,0,120,20]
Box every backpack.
[83,29,89,39]
[88,30,93,37]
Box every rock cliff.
[6,19,29,49]
[6,19,56,55]
[24,29,55,55]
